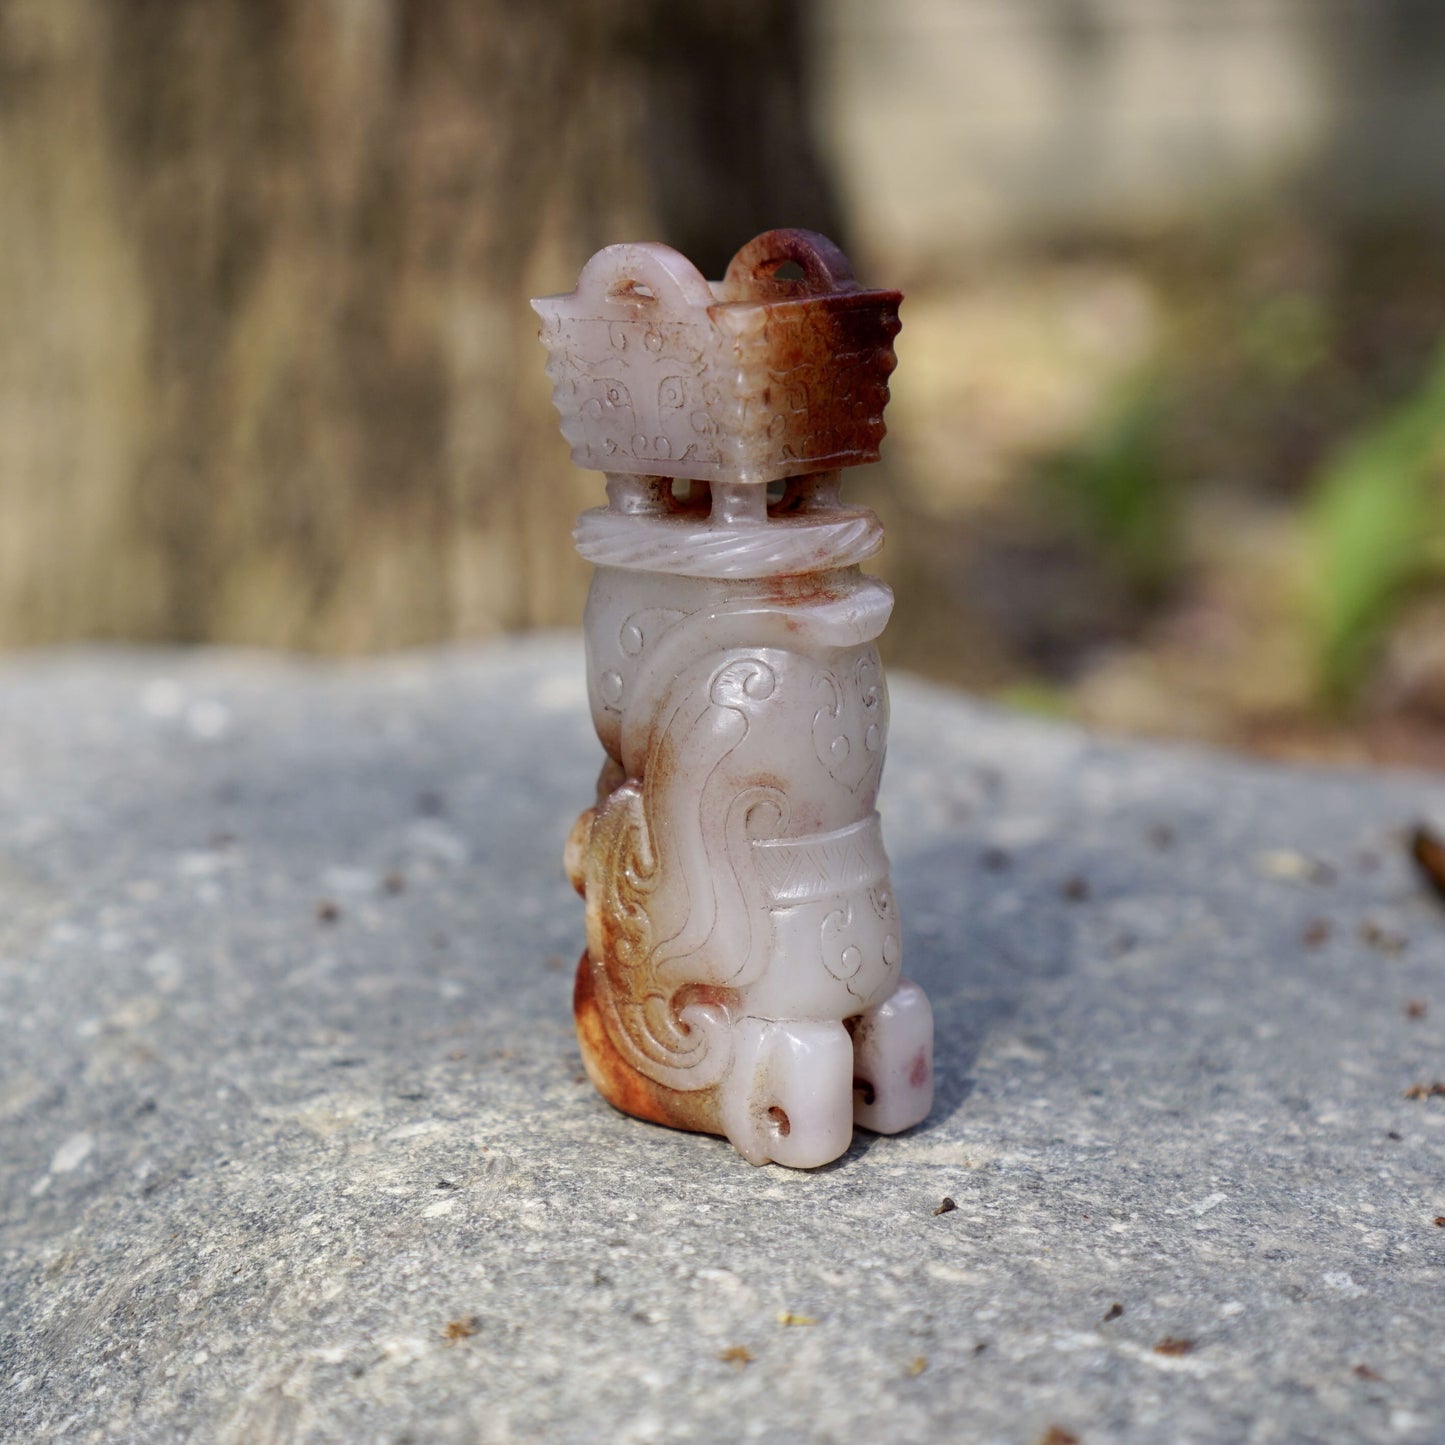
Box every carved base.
[567,557,934,1168]
[574,950,934,1167]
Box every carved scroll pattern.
[811,649,888,795]
[585,650,788,1093]
[594,606,688,719]
[735,302,899,475]
[819,878,901,1005]
[554,318,723,472]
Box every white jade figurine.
[534,229,933,1168]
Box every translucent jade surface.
[533,229,933,1168]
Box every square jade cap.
[533,229,901,487]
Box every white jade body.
[537,230,933,1168]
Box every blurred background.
[3,0,1444,761]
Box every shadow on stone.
[895,836,1076,1126]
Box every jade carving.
[534,229,933,1168]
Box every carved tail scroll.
[581,647,797,1092]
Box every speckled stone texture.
[1,639,1442,1445]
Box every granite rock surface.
[1,639,1442,1444]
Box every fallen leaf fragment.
[1037,1428,1080,1445]
[1409,822,1445,901]
[1403,1082,1445,1099]
[1153,1336,1194,1357]
[1359,920,1407,954]
[718,1345,754,1370]
[443,1317,478,1343]
[776,1311,817,1327]
[907,1356,927,1376]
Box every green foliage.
[1239,290,1332,382]
[1048,377,1178,603]
[994,680,1072,719]
[1308,346,1445,705]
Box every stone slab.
[1,639,1442,1443]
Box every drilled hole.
[853,1077,876,1106]
[765,479,786,504]
[766,1105,790,1137]
[772,260,805,281]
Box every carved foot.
[719,1017,855,1168]
[850,978,934,1135]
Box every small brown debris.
[718,1345,754,1370]
[1387,1131,1403,1140]
[907,1356,928,1377]
[973,1341,988,1355]
[1102,1302,1124,1322]
[1406,999,1428,1020]
[315,899,340,924]
[1359,920,1407,954]
[1061,875,1090,903]
[1409,822,1445,900]
[1302,918,1331,948]
[443,1317,478,1343]
[1434,1216,1445,1227]
[776,1311,817,1327]
[382,871,406,895]
[933,1196,957,1216]
[1037,1428,1080,1445]
[1354,1363,1383,1381]
[1153,1336,1194,1357]
[1403,1082,1445,1100]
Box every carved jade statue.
[533,228,933,1168]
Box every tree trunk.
[0,0,840,650]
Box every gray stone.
[1,639,1442,1444]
